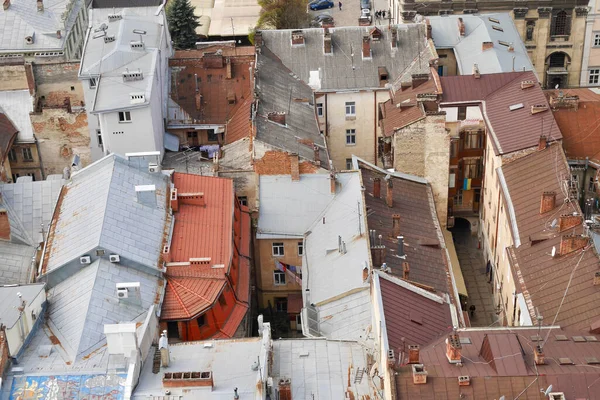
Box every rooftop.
[0,0,84,54]
[190,0,261,38]
[499,144,600,332]
[428,13,534,76]
[0,283,45,329]
[440,71,562,155]
[0,113,18,159]
[0,90,34,142]
[90,0,162,7]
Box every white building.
[79,4,172,161]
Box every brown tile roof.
[440,71,562,155]
[500,144,600,333]
[396,328,600,399]
[359,160,451,293]
[379,273,453,351]
[545,88,600,164]
[0,113,18,159]
[225,95,253,144]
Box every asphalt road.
[308,0,392,27]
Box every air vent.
[558,357,574,365]
[488,17,500,24]
[123,70,143,82]
[80,256,91,264]
[554,335,569,341]
[109,254,120,263]
[117,288,128,299]
[104,36,115,43]
[509,103,524,111]
[130,41,145,50]
[130,93,145,104]
[108,14,122,22]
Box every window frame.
[275,297,288,313]
[118,111,132,123]
[345,101,356,116]
[89,78,97,89]
[590,68,600,85]
[273,270,286,285]
[457,106,467,121]
[7,148,16,162]
[22,147,33,162]
[237,196,248,206]
[346,158,353,170]
[297,241,304,256]
[346,129,356,145]
[272,242,285,256]
[316,103,324,117]
[96,129,103,147]
[595,33,600,47]
[207,130,219,142]
[463,158,483,179]
[551,10,569,37]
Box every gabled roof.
[0,113,18,158]
[0,90,34,142]
[0,283,45,329]
[42,154,169,277]
[440,71,562,155]
[46,258,161,362]
[428,13,534,76]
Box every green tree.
[257,0,311,30]
[166,0,200,49]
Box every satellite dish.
[550,218,558,228]
[551,246,556,257]
[541,385,553,396]
[499,396,505,400]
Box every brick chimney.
[56,30,61,39]
[594,271,600,286]
[323,28,332,54]
[278,378,291,400]
[392,214,401,238]
[402,261,410,280]
[179,192,206,207]
[521,80,536,90]
[482,41,493,51]
[330,173,336,194]
[37,0,43,11]
[540,191,556,214]
[408,345,420,364]
[0,209,9,240]
[534,345,545,365]
[267,111,286,125]
[371,245,386,269]
[458,376,471,386]
[313,144,320,164]
[558,213,582,232]
[3,0,10,10]
[170,188,179,212]
[195,92,202,111]
[226,58,232,79]
[411,364,427,384]
[362,35,371,59]
[373,177,381,198]
[559,234,588,256]
[385,177,393,208]
[291,30,305,46]
[446,333,462,364]
[538,135,547,150]
[508,43,514,52]
[457,17,465,36]
[411,74,429,89]
[290,154,300,181]
[531,104,548,115]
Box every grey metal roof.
[260,25,431,91]
[0,0,84,54]
[0,283,45,329]
[90,0,161,8]
[428,13,535,77]
[46,258,160,362]
[255,47,326,165]
[257,174,334,238]
[43,154,169,274]
[0,90,34,142]
[0,241,36,285]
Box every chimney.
[391,27,399,47]
[538,135,547,150]
[3,0,10,10]
[521,80,536,90]
[362,35,371,59]
[290,153,300,181]
[558,213,582,232]
[226,58,232,79]
[162,245,171,263]
[254,31,263,48]
[473,63,480,79]
[195,92,202,111]
[411,73,429,89]
[386,177,393,208]
[267,111,286,125]
[330,173,336,194]
[540,191,556,214]
[534,345,545,365]
[508,43,514,52]
[392,214,401,238]
[426,19,432,40]
[559,234,588,256]
[135,185,157,207]
[278,379,291,400]
[373,177,381,198]
[362,266,369,281]
[323,28,332,54]
[0,209,10,240]
[163,371,213,389]
[531,104,548,115]
[170,188,179,212]
[179,193,206,207]
[411,364,427,384]
[159,330,170,367]
[313,144,320,164]
[37,0,43,11]
[397,236,405,258]
[594,271,600,286]
[446,333,462,363]
[402,261,410,280]
[291,30,305,46]
[458,376,471,386]
[457,17,465,36]
[482,41,493,51]
[408,345,420,364]
[371,246,386,269]
[56,30,61,39]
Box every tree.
[166,0,200,49]
[257,0,311,30]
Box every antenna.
[536,308,543,349]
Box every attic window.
[585,336,598,342]
[509,103,524,111]
[370,27,383,41]
[572,336,586,342]
[558,357,574,365]
[586,357,600,364]
[555,335,569,341]
[488,17,500,24]
[493,26,504,32]
[459,337,472,345]
[498,40,510,46]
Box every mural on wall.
[10,374,126,400]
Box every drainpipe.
[34,135,45,180]
[374,91,377,164]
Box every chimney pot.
[558,213,582,232]
[457,17,465,36]
[446,333,462,364]
[402,261,410,280]
[386,177,393,208]
[411,364,427,384]
[373,177,381,198]
[408,345,420,364]
[534,345,545,365]
[397,236,405,258]
[559,234,588,256]
[540,191,556,214]
[538,135,547,150]
[392,214,401,238]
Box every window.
[549,52,566,68]
[207,130,218,142]
[197,314,205,327]
[8,148,16,162]
[298,241,304,256]
[274,270,286,285]
[218,294,227,307]
[589,176,596,192]
[457,106,467,121]
[118,111,131,122]
[346,158,353,170]
[89,78,97,89]
[590,69,600,85]
[70,86,75,91]
[551,10,569,36]
[463,131,483,149]
[275,297,288,313]
[272,242,285,256]
[187,131,197,138]
[454,191,463,206]
[167,321,179,339]
[346,129,356,145]
[22,147,33,162]
[595,33,600,47]
[345,101,356,116]
[464,158,482,179]
[96,129,103,147]
[11,173,19,182]
[316,103,324,117]
[237,196,248,206]
[26,172,35,181]
[450,140,458,158]
[526,21,535,41]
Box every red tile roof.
[379,274,453,351]
[500,144,600,332]
[441,71,562,155]
[396,328,600,399]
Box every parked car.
[313,13,334,25]
[309,0,334,11]
[360,0,370,10]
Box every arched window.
[549,52,566,68]
[551,10,568,36]
[526,21,535,41]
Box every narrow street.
[450,218,497,327]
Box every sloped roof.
[440,71,562,155]
[225,95,253,144]
[0,90,34,142]
[0,113,18,158]
[0,241,36,285]
[0,283,45,329]
[428,13,534,76]
[42,154,169,276]
[500,144,600,333]
[46,258,161,362]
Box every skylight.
[489,17,500,24]
[492,25,504,32]
[509,103,524,111]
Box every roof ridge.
[484,71,531,100]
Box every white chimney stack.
[159,330,170,367]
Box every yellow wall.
[436,48,458,76]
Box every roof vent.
[80,255,91,265]
[548,393,565,400]
[531,104,548,114]
[25,34,35,45]
[130,93,146,104]
[509,103,524,111]
[108,14,122,22]
[521,80,536,89]
[130,41,145,50]
[458,376,470,386]
[492,25,504,32]
[104,36,116,43]
[123,69,143,82]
